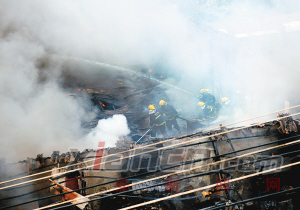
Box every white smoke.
[0,46,88,163]
[0,32,81,162]
[1,0,300,162]
[85,115,131,148]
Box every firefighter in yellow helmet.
[222,97,229,103]
[220,97,234,116]
[198,101,219,122]
[200,89,210,94]
[199,89,216,106]
[148,105,166,140]
[159,100,181,134]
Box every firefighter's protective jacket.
[149,110,165,127]
[160,104,178,121]
[199,92,216,106]
[199,104,219,122]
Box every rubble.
[1,115,300,209]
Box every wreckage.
[1,112,300,209]
[1,58,300,209]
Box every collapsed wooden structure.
[1,114,300,209]
[1,58,300,209]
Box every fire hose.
[136,128,152,143]
[177,116,193,122]
[137,116,203,143]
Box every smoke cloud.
[85,115,131,148]
[1,0,300,161]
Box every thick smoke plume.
[1,0,300,161]
[85,115,130,148]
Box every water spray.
[59,55,199,98]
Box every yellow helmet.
[198,102,205,107]
[148,105,155,110]
[222,97,229,102]
[200,89,210,93]
[159,100,166,106]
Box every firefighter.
[198,101,219,122]
[221,97,231,114]
[159,100,181,134]
[198,89,216,106]
[148,105,167,140]
[222,97,230,104]
[220,97,235,117]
